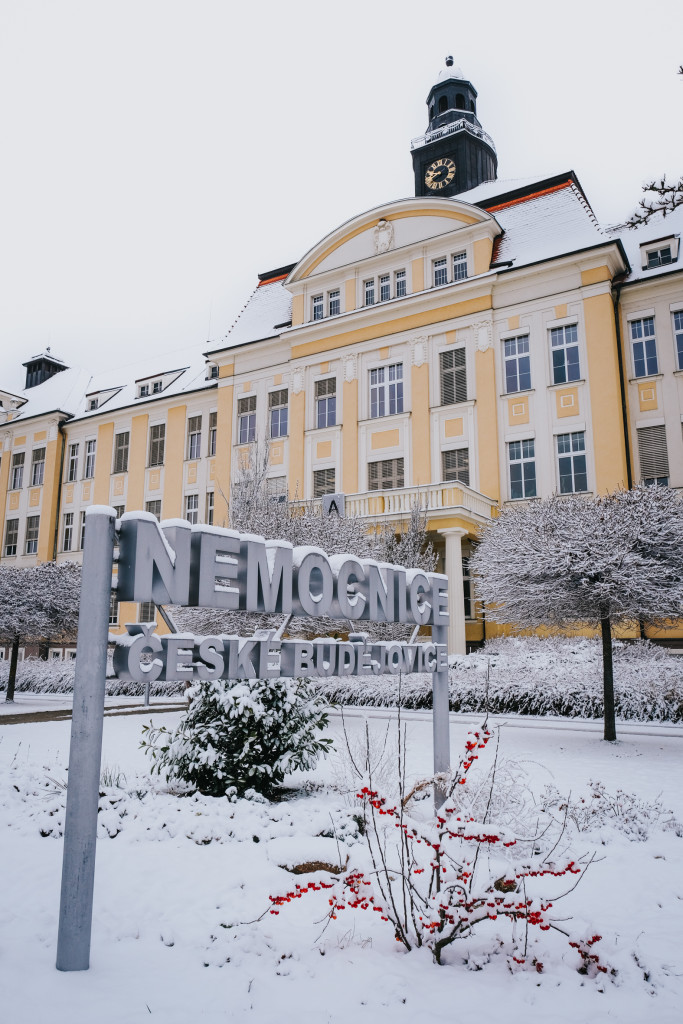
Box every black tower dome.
[411,57,498,199]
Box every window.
[109,592,119,627]
[674,311,683,370]
[313,468,335,498]
[364,280,375,306]
[206,491,215,525]
[637,424,669,485]
[88,398,99,410]
[139,601,155,623]
[395,269,407,297]
[556,431,587,493]
[50,650,62,661]
[440,348,467,405]
[379,275,391,302]
[113,505,125,519]
[114,432,129,474]
[433,258,448,287]
[79,511,87,549]
[66,650,77,660]
[269,389,288,438]
[208,411,217,456]
[442,448,470,486]
[503,335,531,393]
[266,476,287,498]
[312,295,324,321]
[328,289,340,316]
[31,447,45,486]
[139,384,150,398]
[67,443,79,482]
[25,515,40,555]
[550,324,580,384]
[462,556,472,619]
[152,381,163,394]
[84,439,96,479]
[508,439,537,499]
[368,458,404,491]
[62,512,74,552]
[630,316,658,377]
[148,423,165,467]
[370,363,403,418]
[646,246,673,269]
[315,377,336,428]
[10,452,24,490]
[185,494,199,524]
[4,518,18,557]
[238,396,256,444]
[207,364,219,380]
[452,252,468,281]
[145,500,162,521]
[187,415,202,460]
[438,95,448,114]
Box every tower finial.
[445,55,454,68]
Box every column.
[438,527,467,655]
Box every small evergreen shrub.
[141,676,332,797]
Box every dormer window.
[152,381,163,394]
[139,384,150,398]
[135,367,186,400]
[88,398,99,410]
[640,236,679,270]
[206,363,219,380]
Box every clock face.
[425,157,456,191]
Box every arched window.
[470,99,476,112]
[429,104,434,120]
[455,93,465,110]
[438,95,448,114]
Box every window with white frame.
[442,448,470,486]
[238,396,256,443]
[187,415,202,460]
[113,432,129,474]
[31,447,45,486]
[550,324,580,384]
[139,383,150,397]
[503,335,531,393]
[440,348,467,404]
[641,240,677,269]
[185,493,199,524]
[4,518,18,556]
[328,289,340,316]
[315,377,336,428]
[313,468,335,498]
[266,476,287,498]
[206,491,215,525]
[368,457,404,490]
[148,423,165,466]
[84,439,96,479]
[556,431,587,493]
[370,363,403,418]
[395,269,407,297]
[10,452,24,490]
[379,274,391,302]
[462,556,473,619]
[312,295,324,321]
[50,649,62,661]
[145,499,161,521]
[139,601,155,623]
[25,515,40,555]
[452,251,468,281]
[364,279,375,306]
[152,381,163,394]
[208,411,217,456]
[79,511,87,549]
[508,439,537,499]
[62,512,74,552]
[109,592,119,626]
[67,443,79,482]
[433,257,448,287]
[269,389,288,438]
[673,310,683,371]
[637,424,669,486]
[630,316,658,377]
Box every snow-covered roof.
[205,279,293,355]
[610,206,683,284]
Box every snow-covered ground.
[1,707,682,1023]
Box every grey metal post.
[431,623,450,809]
[56,508,116,971]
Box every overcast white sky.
[1,0,681,394]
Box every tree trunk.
[600,615,616,741]
[6,637,20,703]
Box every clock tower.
[411,57,497,198]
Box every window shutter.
[440,348,467,405]
[637,425,669,478]
[315,377,336,398]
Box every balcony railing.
[410,118,496,154]
[306,481,496,525]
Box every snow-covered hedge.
[0,658,185,698]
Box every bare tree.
[626,66,683,227]
[470,487,683,741]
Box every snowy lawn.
[1,709,682,1024]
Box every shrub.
[141,676,332,797]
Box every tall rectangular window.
[208,411,217,456]
[185,493,199,524]
[109,592,119,627]
[4,518,18,556]
[113,505,125,519]
[31,447,46,486]
[370,363,403,418]
[67,443,79,482]
[433,257,448,287]
[62,512,74,552]
[550,324,580,384]
[315,377,336,428]
[452,251,468,281]
[368,458,404,491]
[328,289,340,316]
[673,310,683,371]
[139,601,156,623]
[442,448,470,486]
[114,432,129,474]
[10,452,24,490]
[440,348,467,405]
[25,515,40,555]
[187,415,202,460]
[84,439,96,479]
[508,439,537,499]
[395,269,406,297]
[269,389,288,438]
[312,295,324,321]
[637,424,669,485]
[145,500,162,521]
[206,491,214,525]
[80,511,87,549]
[462,556,472,619]
[364,280,375,306]
[238,396,256,444]
[630,316,658,377]
[557,431,587,493]
[503,335,531,393]
[148,424,165,467]
[379,274,391,302]
[313,468,335,498]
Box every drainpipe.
[611,277,633,489]
[51,419,68,561]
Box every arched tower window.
[470,99,475,112]
[438,95,448,114]
[455,93,465,110]
[429,104,434,120]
